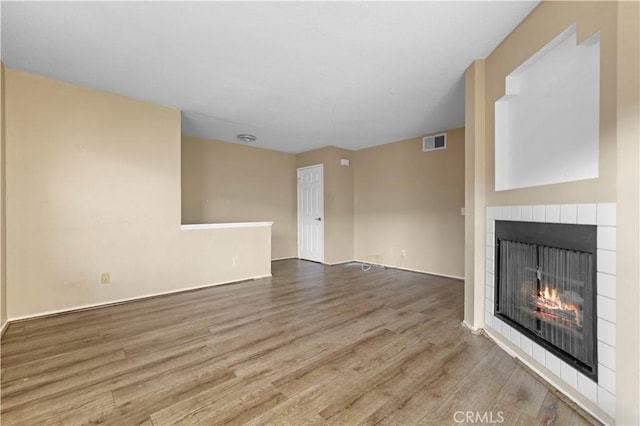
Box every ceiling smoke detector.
[237,134,257,143]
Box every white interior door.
[297,164,324,263]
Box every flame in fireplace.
[534,285,582,327]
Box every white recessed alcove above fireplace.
[495,24,600,191]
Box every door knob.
[314,217,322,221]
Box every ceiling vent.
[423,133,446,152]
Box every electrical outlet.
[400,249,406,257]
[101,272,110,284]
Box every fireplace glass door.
[495,221,597,380]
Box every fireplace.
[494,221,598,381]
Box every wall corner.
[464,59,487,330]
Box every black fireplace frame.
[494,220,598,381]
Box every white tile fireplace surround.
[484,204,616,422]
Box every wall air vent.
[422,133,446,152]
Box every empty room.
[0,1,638,425]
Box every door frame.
[297,164,324,263]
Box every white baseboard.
[323,259,356,266]
[7,274,272,323]
[272,258,357,266]
[271,257,464,281]
[273,258,359,267]
[272,256,297,262]
[353,259,464,281]
[0,320,9,339]
[252,274,272,280]
[461,320,482,335]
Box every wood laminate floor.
[1,260,598,425]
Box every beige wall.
[354,128,465,278]
[615,1,640,423]
[182,132,465,274]
[5,69,271,319]
[296,146,354,265]
[467,1,640,423]
[0,63,6,330]
[181,136,296,260]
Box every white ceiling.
[1,1,538,154]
